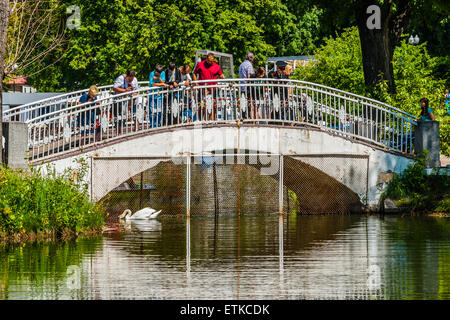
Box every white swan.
[119,208,162,220]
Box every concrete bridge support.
[2,122,28,170]
[414,121,440,168]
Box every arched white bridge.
[3,79,416,212]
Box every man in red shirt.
[193,53,225,120]
[193,52,225,85]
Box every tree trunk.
[357,22,395,93]
[355,0,412,95]
[0,0,11,164]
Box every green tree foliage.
[288,0,449,91]
[292,27,449,155]
[28,0,316,91]
[407,1,450,87]
[377,40,448,156]
[19,0,448,94]
[377,39,446,115]
[292,27,366,94]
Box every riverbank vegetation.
[382,155,450,214]
[0,161,105,242]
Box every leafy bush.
[0,161,105,237]
[439,116,450,156]
[435,198,450,213]
[382,154,450,213]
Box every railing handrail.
[18,78,418,162]
[2,81,149,117]
[27,86,153,123]
[191,78,416,119]
[26,81,416,126]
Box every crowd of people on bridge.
[77,52,448,140]
[77,52,298,131]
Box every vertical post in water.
[139,172,144,208]
[278,212,284,291]
[186,215,191,277]
[279,155,284,215]
[213,156,219,252]
[213,158,219,215]
[186,155,191,217]
[90,156,94,202]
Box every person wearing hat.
[269,60,289,79]
[79,85,99,104]
[78,85,101,143]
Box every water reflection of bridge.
[1,216,448,299]
[77,215,447,300]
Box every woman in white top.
[179,64,192,87]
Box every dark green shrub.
[0,161,105,237]
[383,154,450,213]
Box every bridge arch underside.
[42,124,413,212]
[94,154,363,215]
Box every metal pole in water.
[213,156,219,256]
[186,215,191,278]
[237,213,241,299]
[213,158,219,215]
[186,155,191,217]
[286,187,290,213]
[279,213,284,291]
[279,155,284,215]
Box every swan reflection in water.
[120,219,162,232]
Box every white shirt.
[180,73,192,86]
[113,74,139,91]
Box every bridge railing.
[2,81,149,122]
[18,79,416,161]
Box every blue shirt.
[149,71,166,90]
[420,107,434,121]
[239,60,255,91]
[445,93,450,115]
[239,60,254,79]
[79,93,97,104]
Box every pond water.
[0,214,449,300]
